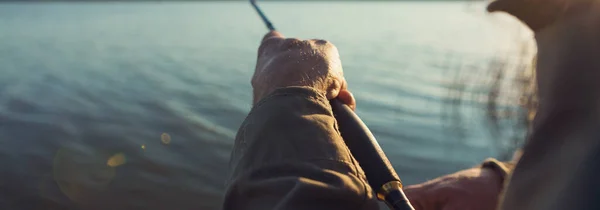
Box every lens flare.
[53,148,116,204]
[161,133,171,145]
[107,153,126,167]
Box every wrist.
[253,78,331,104]
[252,86,329,108]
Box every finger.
[337,79,355,110]
[281,38,310,50]
[403,185,430,210]
[337,89,356,111]
[309,39,330,46]
[262,30,285,42]
[259,31,285,55]
[325,77,341,100]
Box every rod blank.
[250,0,276,31]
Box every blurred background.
[0,1,536,210]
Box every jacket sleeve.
[223,87,380,210]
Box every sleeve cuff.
[252,86,330,111]
[481,158,515,182]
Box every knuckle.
[312,39,330,45]
[250,75,258,86]
[281,38,310,50]
[258,37,282,54]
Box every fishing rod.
[249,1,415,210]
[250,0,275,31]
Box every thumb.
[337,89,356,111]
[262,30,285,43]
[404,185,437,210]
[258,30,286,57]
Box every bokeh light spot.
[53,148,116,204]
[161,133,171,145]
[107,153,126,167]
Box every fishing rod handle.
[380,181,415,210]
[248,0,410,208]
[330,99,415,210]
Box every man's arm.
[224,87,379,210]
[401,157,516,210]
[223,30,378,210]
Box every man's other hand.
[404,167,504,210]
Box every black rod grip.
[330,99,414,210]
[384,188,415,210]
[330,99,400,189]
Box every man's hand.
[487,0,598,31]
[404,167,503,210]
[252,31,355,109]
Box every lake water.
[0,2,534,210]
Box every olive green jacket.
[224,87,380,210]
[223,87,514,210]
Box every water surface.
[0,2,532,210]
